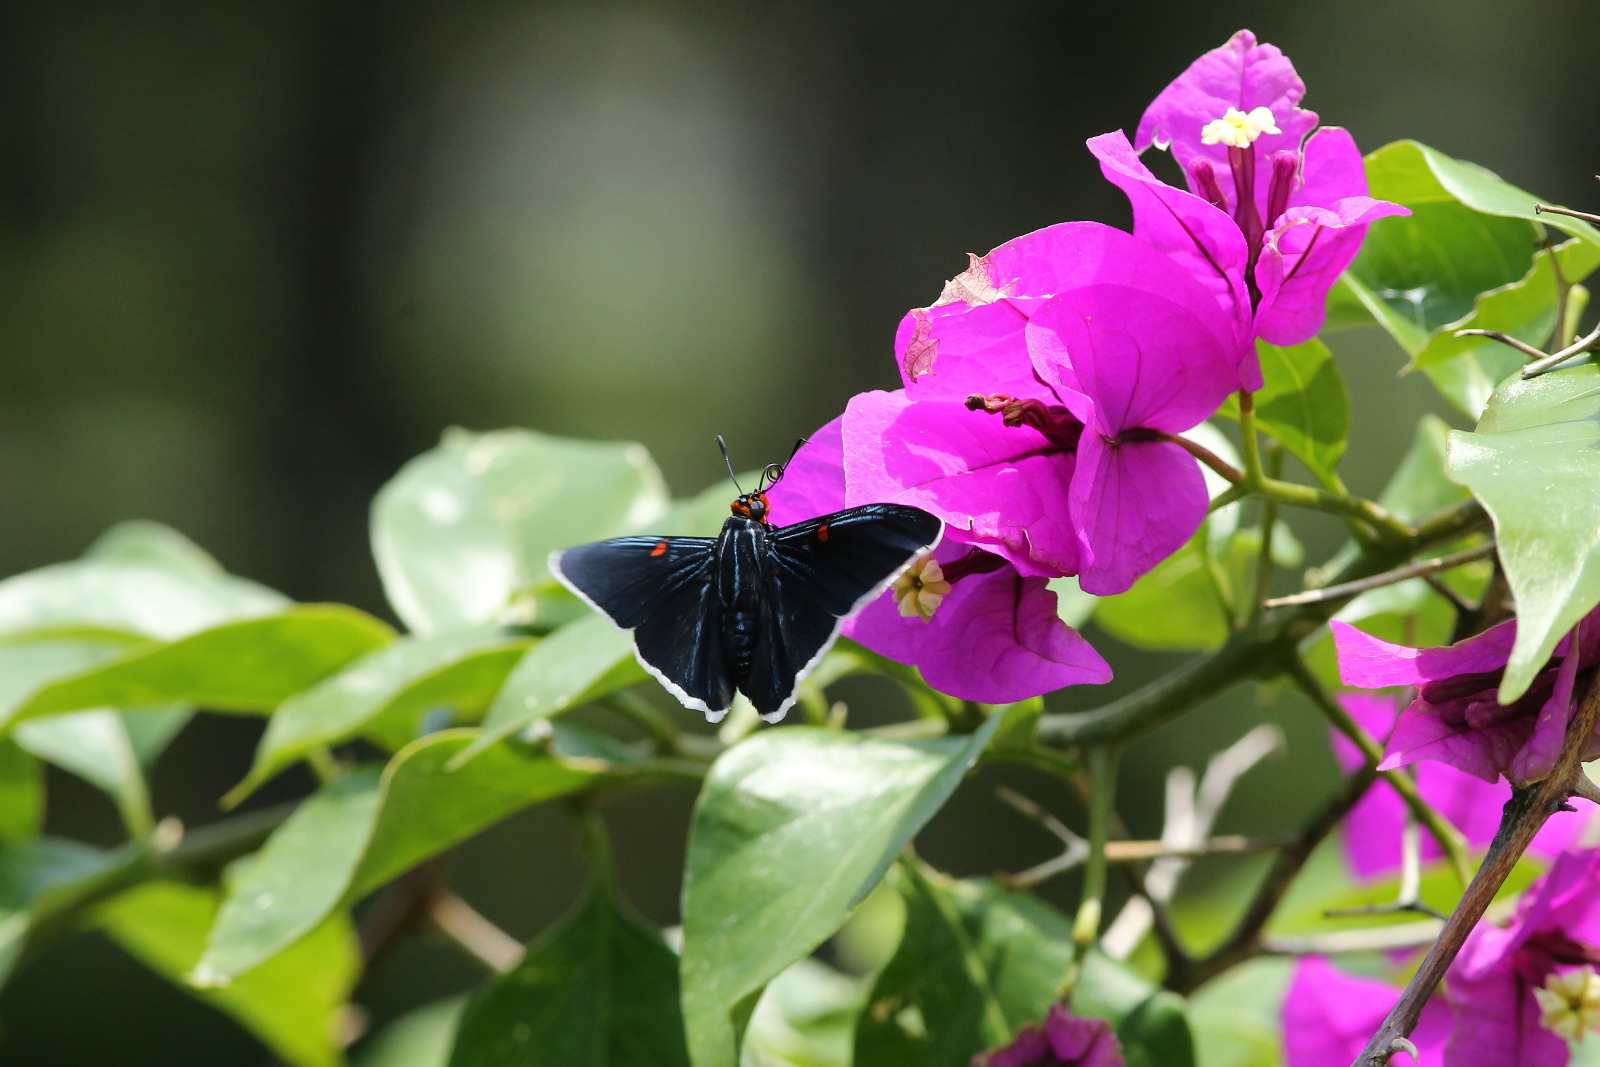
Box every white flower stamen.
[892,555,951,622]
[1535,966,1600,1042]
[1200,106,1282,149]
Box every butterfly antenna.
[758,436,808,491]
[716,435,744,495]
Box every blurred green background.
[2,1,1596,1063]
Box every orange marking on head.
[650,541,668,557]
[817,524,829,542]
[731,499,750,517]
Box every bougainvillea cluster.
[772,29,1402,706]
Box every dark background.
[1,1,1595,1063]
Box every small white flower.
[1200,106,1282,148]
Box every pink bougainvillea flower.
[863,222,1245,593]
[1329,694,1583,880]
[1283,957,1450,1067]
[891,221,1251,400]
[1089,30,1407,358]
[1024,254,1244,594]
[1447,847,1600,1066]
[1332,615,1600,787]
[769,416,1110,703]
[972,1005,1124,1067]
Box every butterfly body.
[550,485,941,724]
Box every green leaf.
[14,710,159,835]
[1,606,396,729]
[743,958,868,1067]
[0,640,126,728]
[1217,338,1349,486]
[372,428,668,635]
[0,521,286,642]
[1095,524,1301,653]
[679,719,998,1067]
[1185,958,1291,1067]
[356,997,465,1067]
[0,837,113,983]
[1329,140,1600,416]
[467,614,642,755]
[1379,414,1472,522]
[233,627,532,800]
[854,869,1192,1067]
[195,731,601,984]
[446,882,689,1067]
[1447,365,1600,700]
[99,880,359,1067]
[0,739,42,841]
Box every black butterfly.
[549,440,942,723]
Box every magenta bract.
[1332,617,1600,787]
[1329,694,1583,879]
[772,416,1110,703]
[972,1005,1124,1067]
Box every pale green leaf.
[467,613,642,755]
[100,880,359,1067]
[372,428,668,635]
[196,731,600,983]
[680,720,998,1067]
[2,606,396,728]
[1329,140,1600,416]
[234,627,532,800]
[1217,338,1349,486]
[1446,364,1600,700]
[356,997,465,1067]
[0,521,286,642]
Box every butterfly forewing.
[550,535,716,628]
[767,504,944,615]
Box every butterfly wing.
[743,504,942,721]
[549,535,734,718]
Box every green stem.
[1250,445,1283,621]
[1253,476,1411,544]
[307,746,342,785]
[1286,658,1471,887]
[1035,497,1487,750]
[1237,390,1264,486]
[1062,746,1117,998]
[605,689,682,754]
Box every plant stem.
[1062,746,1116,997]
[1035,498,1487,750]
[1251,446,1283,619]
[1287,658,1471,887]
[1263,543,1495,609]
[1173,762,1377,993]
[1238,390,1264,486]
[1351,671,1600,1066]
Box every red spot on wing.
[817,524,829,542]
[650,541,668,557]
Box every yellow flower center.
[892,555,951,622]
[1199,106,1282,149]
[1535,966,1600,1042]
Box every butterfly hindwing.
[550,536,717,629]
[767,504,944,615]
[743,504,943,720]
[632,569,734,718]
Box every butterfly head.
[730,491,771,523]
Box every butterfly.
[549,439,942,723]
